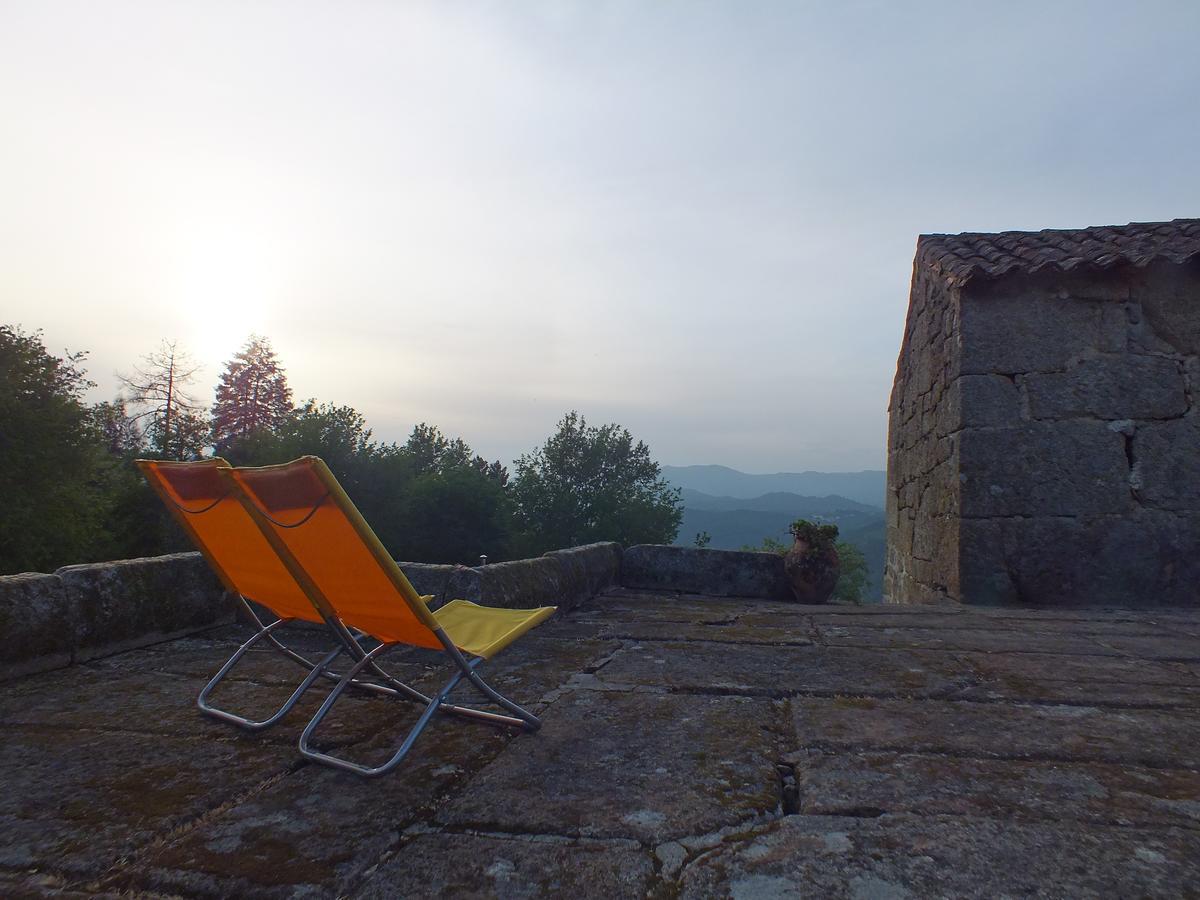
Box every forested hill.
[662,465,886,508]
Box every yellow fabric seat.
[435,600,556,659]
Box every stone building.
[885,219,1200,606]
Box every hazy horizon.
[5,2,1199,471]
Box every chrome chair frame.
[297,623,541,778]
[197,594,397,731]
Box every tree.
[404,423,474,475]
[118,340,203,459]
[90,400,144,456]
[398,467,512,564]
[211,335,293,451]
[0,326,103,573]
[510,411,682,553]
[831,541,871,604]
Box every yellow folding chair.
[220,456,556,777]
[137,458,404,730]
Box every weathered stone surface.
[119,714,516,898]
[599,619,814,645]
[1135,417,1200,510]
[955,645,1192,687]
[794,749,1200,828]
[788,696,1200,767]
[815,623,1121,656]
[620,545,791,600]
[0,726,294,875]
[580,589,797,623]
[944,373,1022,430]
[396,561,457,607]
[1025,355,1188,420]
[442,544,622,613]
[959,288,1113,376]
[961,511,1200,608]
[542,542,622,611]
[0,658,439,749]
[0,573,76,678]
[678,814,1200,899]
[58,553,233,660]
[958,422,1130,517]
[597,642,976,699]
[436,691,782,843]
[2,589,1198,896]
[446,557,565,611]
[356,833,652,899]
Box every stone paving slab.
[787,696,1200,768]
[955,647,1193,686]
[597,641,978,698]
[356,832,653,899]
[0,665,434,749]
[597,619,815,646]
[791,749,1200,828]
[436,690,783,844]
[0,726,294,877]
[953,676,1200,709]
[677,814,1200,899]
[110,715,516,898]
[2,588,1199,898]
[815,624,1124,656]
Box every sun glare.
[173,230,282,367]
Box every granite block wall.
[886,259,1200,606]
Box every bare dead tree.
[118,340,204,458]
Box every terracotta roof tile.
[917,218,1200,284]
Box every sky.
[3,1,1199,472]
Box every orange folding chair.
[219,456,556,777]
[137,458,403,730]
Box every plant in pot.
[784,519,841,604]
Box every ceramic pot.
[784,537,840,604]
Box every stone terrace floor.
[3,590,1200,898]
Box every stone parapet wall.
[620,545,792,601]
[0,553,233,680]
[0,543,625,679]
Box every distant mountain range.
[664,466,888,601]
[662,465,886,509]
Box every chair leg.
[298,640,544,778]
[198,619,347,731]
[299,644,469,777]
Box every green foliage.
[0,326,106,573]
[789,518,840,550]
[831,540,870,604]
[398,467,512,564]
[693,530,712,548]
[223,405,509,565]
[509,411,682,553]
[741,536,789,554]
[211,335,293,452]
[2,331,687,574]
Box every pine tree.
[211,335,293,451]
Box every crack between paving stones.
[791,741,1200,772]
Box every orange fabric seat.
[137,458,323,624]
[222,457,556,657]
